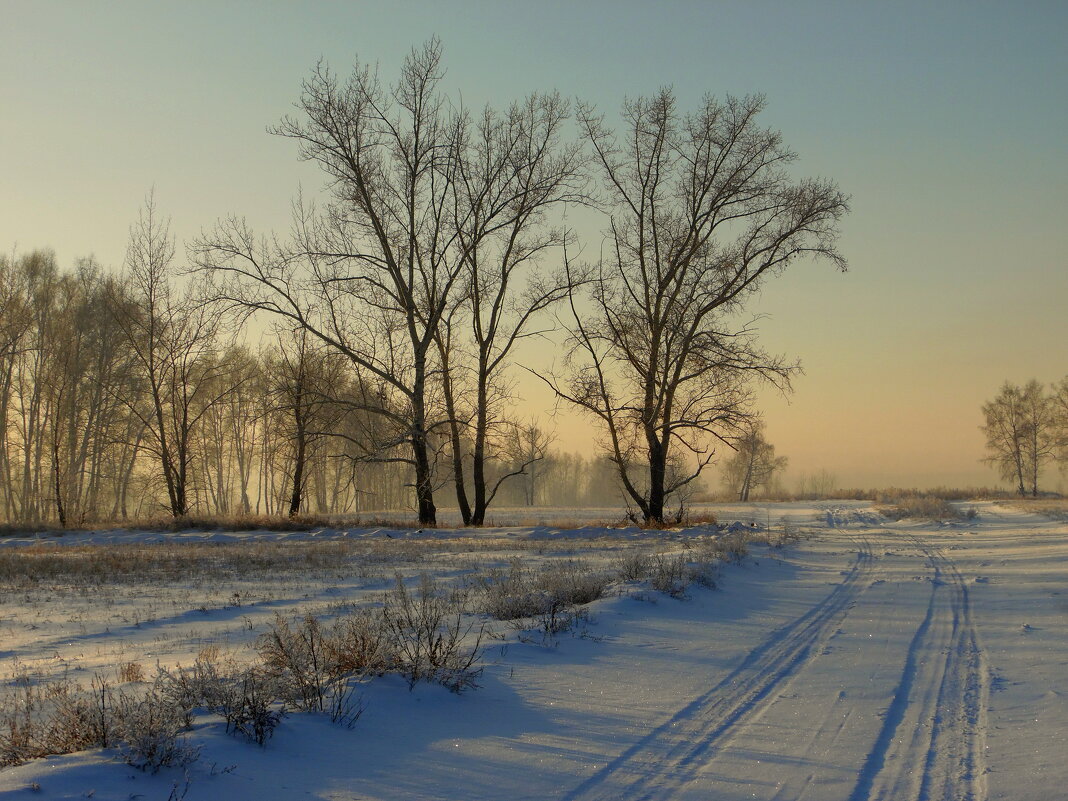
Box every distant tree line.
[981,379,1068,496]
[2,40,847,526]
[0,249,630,526]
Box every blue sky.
[3,1,1066,488]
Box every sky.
[2,1,1066,491]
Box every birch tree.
[111,194,232,517]
[981,380,1056,497]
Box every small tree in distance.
[720,421,787,501]
[981,380,1056,497]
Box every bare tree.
[982,380,1056,497]
[1052,377,1068,474]
[195,40,468,526]
[266,327,347,517]
[502,419,554,506]
[111,194,233,517]
[539,91,848,524]
[720,420,787,501]
[437,93,586,524]
[1020,379,1057,497]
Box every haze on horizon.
[2,1,1066,493]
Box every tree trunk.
[469,387,489,526]
[645,437,666,525]
[52,433,66,528]
[410,364,437,527]
[412,436,436,527]
[288,412,306,517]
[437,342,471,525]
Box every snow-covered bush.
[112,686,200,772]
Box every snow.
[1,501,1066,800]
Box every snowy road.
[550,505,1063,801]
[2,502,1066,800]
[564,535,876,801]
[561,525,996,801]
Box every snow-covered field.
[1,501,1065,800]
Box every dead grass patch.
[877,495,964,521]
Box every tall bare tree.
[437,93,586,524]
[111,194,233,517]
[196,40,467,526]
[540,91,848,524]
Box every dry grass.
[0,541,361,587]
[0,513,341,538]
[0,538,531,590]
[117,662,146,683]
[0,674,200,771]
[876,495,964,521]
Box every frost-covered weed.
[381,574,484,691]
[477,559,611,634]
[615,549,652,581]
[0,675,199,772]
[878,495,963,521]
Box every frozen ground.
[1,501,1065,800]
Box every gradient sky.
[3,1,1066,490]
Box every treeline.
[0,251,626,526]
[981,379,1068,497]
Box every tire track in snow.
[848,534,990,801]
[562,536,876,801]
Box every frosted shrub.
[157,659,286,747]
[113,687,200,772]
[0,676,198,772]
[327,609,395,677]
[477,559,611,634]
[258,614,334,711]
[650,553,692,597]
[616,549,652,581]
[382,574,484,691]
[223,671,285,746]
[695,532,749,564]
[478,561,546,620]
